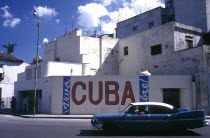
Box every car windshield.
[121,104,132,113]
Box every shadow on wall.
[96,42,119,75]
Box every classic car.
[91,102,209,132]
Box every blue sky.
[0,0,164,63]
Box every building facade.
[14,0,210,114]
[0,52,28,109]
[116,0,210,113]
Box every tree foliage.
[1,42,16,54]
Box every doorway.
[163,88,180,108]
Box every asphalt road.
[0,114,210,138]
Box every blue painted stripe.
[62,76,71,115]
[139,76,149,102]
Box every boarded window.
[124,46,128,56]
[151,44,162,55]
[133,26,138,31]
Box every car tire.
[102,123,119,134]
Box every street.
[0,114,210,138]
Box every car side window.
[150,105,172,114]
[137,105,149,114]
[126,105,136,114]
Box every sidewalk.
[19,114,93,119]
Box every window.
[0,64,4,81]
[0,73,3,81]
[126,105,136,114]
[124,46,128,56]
[151,44,162,55]
[55,58,60,62]
[150,105,176,114]
[148,21,154,29]
[133,26,138,31]
[185,36,194,48]
[26,69,32,80]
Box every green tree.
[1,42,16,54]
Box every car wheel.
[102,123,119,134]
[175,126,186,133]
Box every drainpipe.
[99,36,102,70]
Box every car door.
[149,105,173,130]
[120,105,150,131]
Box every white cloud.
[94,0,116,6]
[77,3,108,28]
[56,19,60,24]
[3,18,21,28]
[34,6,58,18]
[102,22,116,34]
[77,0,165,34]
[1,5,12,18]
[43,38,49,44]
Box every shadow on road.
[77,130,201,136]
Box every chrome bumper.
[203,120,209,127]
[92,124,102,129]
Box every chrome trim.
[92,124,102,129]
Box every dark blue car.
[91,102,209,132]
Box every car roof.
[131,102,174,109]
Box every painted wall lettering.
[72,81,86,105]
[121,81,135,105]
[105,81,119,105]
[71,81,135,105]
[62,76,71,115]
[89,81,103,105]
[139,76,149,102]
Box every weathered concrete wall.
[206,0,210,32]
[119,22,204,76]
[116,7,163,39]
[173,0,208,32]
[80,35,119,75]
[195,73,210,114]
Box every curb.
[19,115,92,119]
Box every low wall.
[49,75,193,115]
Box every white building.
[43,29,119,75]
[15,29,119,113]
[0,51,28,109]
